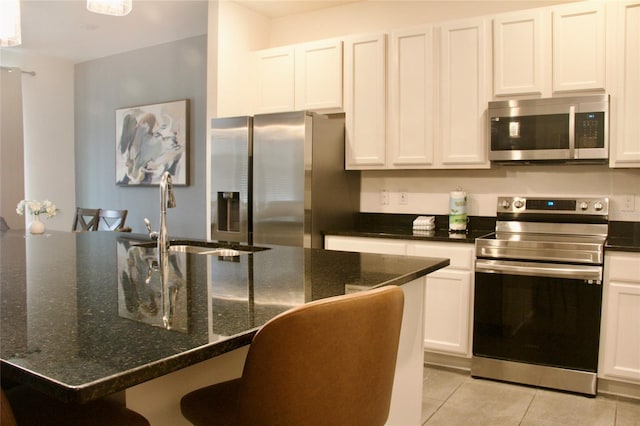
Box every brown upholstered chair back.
[235,285,404,426]
[1,388,17,426]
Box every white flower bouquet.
[16,199,59,219]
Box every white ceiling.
[5,0,359,63]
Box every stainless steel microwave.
[488,95,609,163]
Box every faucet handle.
[143,217,159,240]
[166,174,176,209]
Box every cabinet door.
[493,10,547,96]
[295,40,343,111]
[552,2,606,93]
[344,34,387,169]
[439,18,490,168]
[406,242,474,357]
[423,269,473,356]
[255,47,295,113]
[388,26,435,167]
[600,253,640,383]
[610,1,640,167]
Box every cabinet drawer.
[606,253,640,282]
[406,242,474,270]
[324,236,406,255]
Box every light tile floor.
[422,365,640,426]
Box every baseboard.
[424,351,471,372]
[597,378,640,402]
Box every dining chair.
[180,285,405,426]
[2,386,149,426]
[97,209,130,232]
[72,207,100,232]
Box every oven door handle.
[475,259,602,282]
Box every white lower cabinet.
[599,252,640,384]
[406,242,474,357]
[325,235,475,358]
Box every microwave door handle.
[569,105,575,159]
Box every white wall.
[267,0,578,46]
[360,166,640,221]
[212,1,269,118]
[0,51,75,231]
[219,0,640,221]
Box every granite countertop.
[0,230,448,404]
[605,221,640,253]
[326,213,496,244]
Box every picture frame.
[115,99,189,186]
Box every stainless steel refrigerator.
[210,111,360,248]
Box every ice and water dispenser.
[210,116,252,244]
[217,191,240,233]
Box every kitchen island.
[0,230,449,425]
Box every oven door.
[473,259,603,372]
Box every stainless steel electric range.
[472,196,609,396]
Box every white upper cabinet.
[255,46,295,114]
[254,40,343,114]
[294,40,343,111]
[343,33,388,169]
[439,18,491,168]
[610,1,640,167]
[552,2,606,93]
[388,26,436,168]
[493,10,547,96]
[492,2,606,99]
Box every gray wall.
[75,35,207,238]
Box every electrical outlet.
[380,189,389,206]
[621,194,635,212]
[399,192,408,205]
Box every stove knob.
[514,199,524,209]
[594,201,604,211]
[579,201,589,211]
[500,200,511,209]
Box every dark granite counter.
[0,230,448,404]
[606,221,640,253]
[326,213,496,244]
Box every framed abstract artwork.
[116,99,189,186]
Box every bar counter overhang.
[0,230,448,425]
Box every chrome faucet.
[158,171,176,254]
[143,171,176,255]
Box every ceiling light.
[0,0,22,47]
[87,0,132,16]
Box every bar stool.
[180,285,405,426]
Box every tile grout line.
[518,388,538,425]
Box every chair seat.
[180,378,241,426]
[4,386,149,426]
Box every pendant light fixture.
[0,0,22,47]
[87,0,132,16]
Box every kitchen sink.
[132,240,268,257]
[169,245,251,256]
